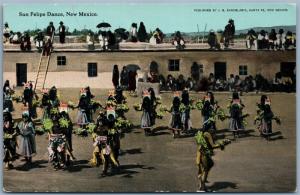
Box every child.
[141,90,153,136]
[169,91,182,138]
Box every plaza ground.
[3,90,296,192]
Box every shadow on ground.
[99,164,155,179]
[209,181,238,191]
[66,160,91,172]
[15,159,48,171]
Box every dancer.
[195,126,230,192]
[255,95,281,140]
[228,92,249,138]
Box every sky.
[3,3,296,33]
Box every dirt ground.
[3,89,296,192]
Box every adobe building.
[3,42,296,88]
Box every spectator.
[185,77,194,91]
[173,31,185,50]
[46,21,55,38]
[149,71,159,83]
[268,29,277,50]
[282,75,293,93]
[272,72,283,92]
[246,29,257,50]
[120,66,129,89]
[207,30,220,50]
[227,74,235,91]
[107,30,116,50]
[86,32,95,50]
[34,31,44,52]
[130,23,138,42]
[215,77,226,91]
[128,70,137,93]
[149,34,158,45]
[234,75,242,91]
[11,32,21,44]
[257,30,268,49]
[285,31,294,50]
[208,73,215,90]
[43,37,52,56]
[99,31,108,50]
[158,75,166,90]
[276,29,286,50]
[223,19,235,49]
[249,75,256,91]
[58,21,66,44]
[177,74,186,90]
[137,22,148,42]
[242,76,255,92]
[166,75,176,91]
[153,28,163,44]
[3,22,10,44]
[112,65,119,88]
[20,33,31,51]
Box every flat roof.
[3,42,296,53]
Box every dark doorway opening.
[280,62,296,77]
[214,62,226,80]
[16,63,27,86]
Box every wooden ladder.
[33,33,54,93]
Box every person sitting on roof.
[173,31,185,50]
[99,31,108,50]
[34,31,44,52]
[86,32,95,50]
[20,32,31,51]
[3,22,11,44]
[43,37,52,56]
[246,29,257,50]
[153,28,164,44]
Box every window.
[57,56,66,66]
[88,63,97,77]
[199,64,204,74]
[239,65,248,75]
[168,59,180,71]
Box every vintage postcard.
[2,3,296,193]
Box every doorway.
[16,63,27,86]
[214,62,227,80]
[280,62,296,77]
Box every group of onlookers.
[246,28,296,50]
[154,72,295,93]
[3,22,66,54]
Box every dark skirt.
[4,138,17,162]
[259,119,272,135]
[203,115,216,131]
[141,111,151,128]
[77,109,88,125]
[170,112,182,130]
[229,118,244,131]
[181,110,192,130]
